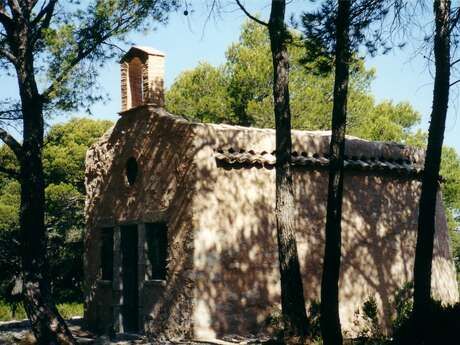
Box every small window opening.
[145,223,168,280]
[125,157,138,186]
[100,227,113,281]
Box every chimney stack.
[120,46,165,112]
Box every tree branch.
[41,47,100,103]
[31,0,57,32]
[6,0,21,18]
[30,0,57,45]
[235,0,268,27]
[0,107,22,120]
[449,79,460,87]
[0,6,12,25]
[41,0,178,103]
[449,6,460,33]
[41,12,136,102]
[450,57,460,66]
[0,127,22,159]
[102,41,126,54]
[0,2,14,37]
[0,46,16,64]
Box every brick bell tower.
[120,46,165,111]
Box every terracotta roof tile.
[215,148,424,179]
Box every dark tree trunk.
[268,0,309,341]
[413,0,450,339]
[320,2,351,345]
[16,38,75,345]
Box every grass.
[0,301,83,322]
[56,302,83,319]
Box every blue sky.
[1,1,459,152]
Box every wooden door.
[121,225,138,333]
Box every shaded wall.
[191,124,458,339]
[84,106,198,338]
[85,111,458,340]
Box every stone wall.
[190,123,458,339]
[84,106,198,337]
[85,109,459,341]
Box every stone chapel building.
[84,46,459,341]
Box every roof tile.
[215,148,425,179]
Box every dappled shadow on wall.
[84,113,457,339]
[191,157,456,338]
[84,108,200,336]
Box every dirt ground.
[0,318,275,345]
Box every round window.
[125,157,138,186]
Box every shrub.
[352,296,387,345]
[307,301,323,343]
[392,300,460,345]
[265,305,284,341]
[264,303,323,344]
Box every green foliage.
[307,301,323,343]
[0,147,19,184]
[392,300,460,345]
[166,63,231,123]
[391,283,413,334]
[45,182,85,302]
[441,147,460,212]
[224,22,274,127]
[44,118,113,191]
[440,147,460,280]
[346,284,460,344]
[166,20,422,144]
[265,306,284,341]
[301,0,398,59]
[0,301,83,321]
[350,101,422,144]
[0,118,113,306]
[362,297,378,323]
[25,0,179,114]
[265,303,322,344]
[0,179,21,312]
[266,291,458,344]
[352,296,385,344]
[0,301,27,321]
[56,303,84,320]
[0,1,180,120]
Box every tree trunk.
[17,46,75,345]
[268,0,309,341]
[320,2,351,345]
[413,0,451,340]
